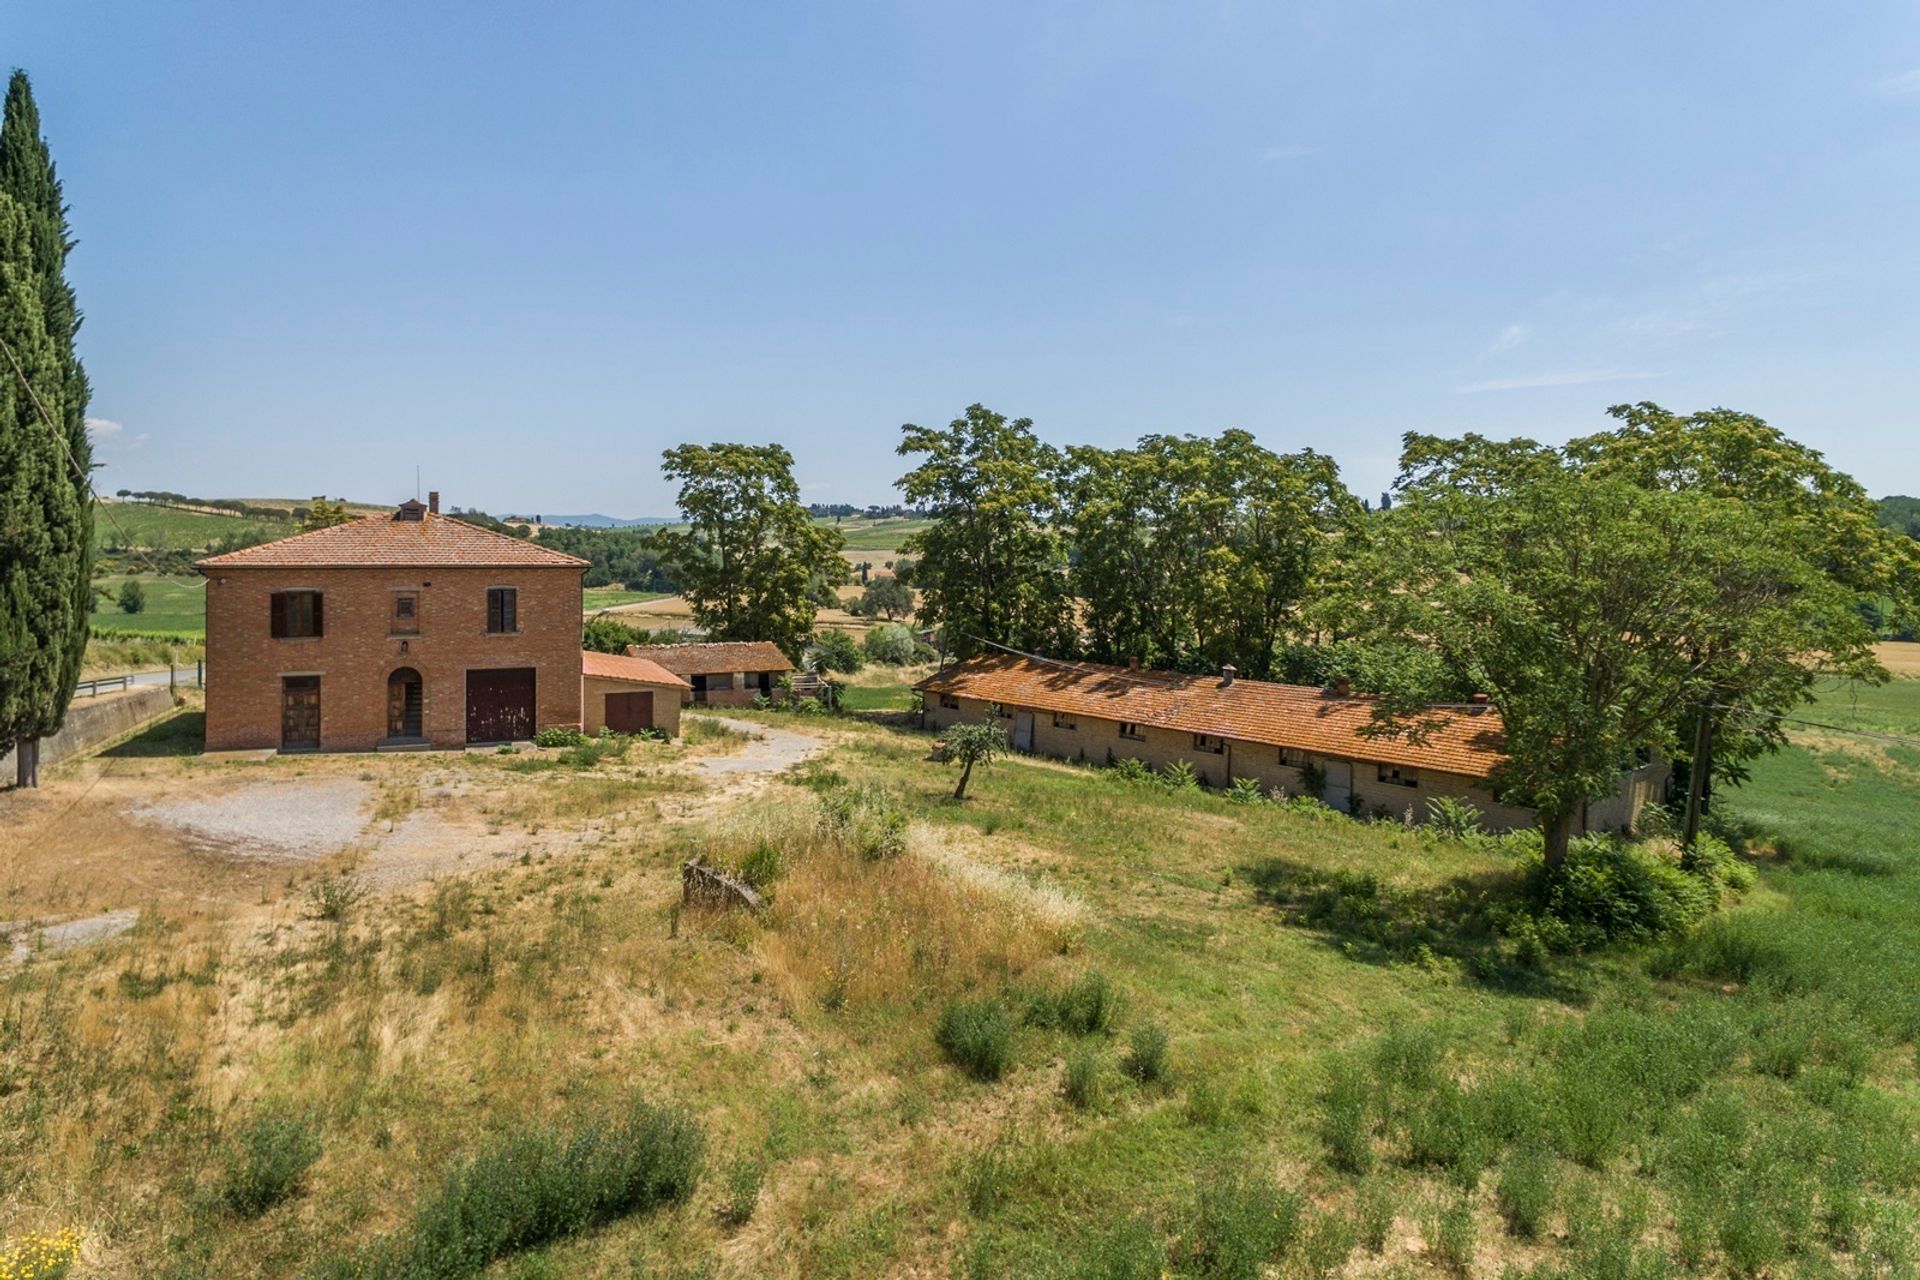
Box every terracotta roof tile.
[196,511,588,570]
[583,650,691,688]
[625,641,796,676]
[916,654,1507,779]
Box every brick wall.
[201,564,584,751]
[925,694,1543,832]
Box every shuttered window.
[270,590,322,638]
[486,587,518,634]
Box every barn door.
[605,691,654,733]
[466,667,536,743]
[1323,760,1353,813]
[281,676,321,750]
[1012,711,1034,752]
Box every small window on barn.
[270,590,322,639]
[938,693,960,711]
[996,704,1014,719]
[1119,721,1145,741]
[391,592,419,635]
[1377,764,1418,788]
[709,672,735,692]
[1192,733,1225,755]
[486,587,518,634]
[1052,711,1076,730]
[1279,746,1306,767]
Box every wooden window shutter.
[311,592,324,637]
[270,592,287,638]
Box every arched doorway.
[386,667,424,740]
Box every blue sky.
[13,2,1920,515]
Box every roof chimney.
[1127,656,1140,672]
[1220,664,1237,687]
[1333,676,1352,697]
[428,490,440,515]
[1470,692,1490,707]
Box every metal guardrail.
[72,662,204,699]
[73,675,131,699]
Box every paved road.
[77,666,202,698]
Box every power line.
[1709,702,1920,751]
[0,330,183,580]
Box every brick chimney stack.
[428,491,440,515]
[1333,676,1352,697]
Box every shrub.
[1495,1146,1555,1240]
[1226,777,1265,805]
[1321,1067,1374,1174]
[1526,836,1721,946]
[1423,795,1482,841]
[961,1139,1016,1215]
[861,622,918,665]
[1425,1194,1477,1274]
[1057,971,1121,1035]
[1122,1022,1169,1084]
[808,628,864,674]
[938,998,1014,1081]
[1063,1044,1102,1110]
[1184,1079,1226,1128]
[534,726,585,748]
[306,873,368,923]
[220,1112,323,1217]
[737,840,783,890]
[117,578,146,614]
[1185,1169,1304,1280]
[1160,760,1200,791]
[1110,757,1154,785]
[360,1101,702,1279]
[1356,1182,1395,1253]
[1297,760,1327,801]
[719,1157,764,1227]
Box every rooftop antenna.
[415,465,420,500]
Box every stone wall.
[2,686,175,777]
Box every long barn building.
[916,654,1667,835]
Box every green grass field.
[818,516,932,552]
[96,501,294,554]
[88,573,206,637]
[7,676,1919,1276]
[581,586,670,612]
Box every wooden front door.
[386,667,424,739]
[604,690,654,733]
[466,667,536,743]
[281,676,321,750]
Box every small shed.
[582,650,690,737]
[624,641,796,707]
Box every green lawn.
[88,573,206,637]
[818,517,932,552]
[95,501,293,554]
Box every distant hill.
[520,513,673,529]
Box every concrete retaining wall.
[2,686,176,777]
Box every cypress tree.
[0,71,90,786]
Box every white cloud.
[1456,369,1663,394]
[1483,322,1530,356]
[86,416,122,441]
[1871,67,1920,97]
[1259,143,1316,162]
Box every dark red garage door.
[604,690,654,733]
[466,667,536,743]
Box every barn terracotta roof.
[196,510,588,569]
[915,654,1507,779]
[625,641,796,676]
[582,650,691,688]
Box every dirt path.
[686,715,827,778]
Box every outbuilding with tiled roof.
[625,641,796,707]
[915,653,1668,835]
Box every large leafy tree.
[895,405,1075,658]
[0,72,91,787]
[1348,433,1864,867]
[1566,403,1913,801]
[655,443,845,659]
[1064,430,1356,678]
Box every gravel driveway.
[687,715,826,777]
[132,779,371,861]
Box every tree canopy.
[654,443,846,659]
[896,405,1075,659]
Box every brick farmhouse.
[624,641,796,707]
[197,495,684,751]
[916,654,1668,834]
